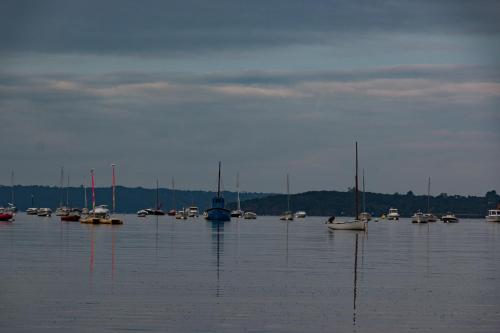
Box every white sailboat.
[423,177,437,222]
[230,172,243,218]
[279,173,294,221]
[327,142,367,231]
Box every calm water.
[1,215,499,332]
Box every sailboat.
[7,170,17,213]
[61,173,81,222]
[56,167,70,216]
[146,180,165,215]
[82,176,89,215]
[80,168,122,224]
[230,172,243,217]
[424,177,437,222]
[280,174,294,221]
[167,177,177,216]
[205,162,231,222]
[100,164,123,224]
[81,169,103,224]
[327,142,367,231]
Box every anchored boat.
[205,162,231,222]
[327,142,367,231]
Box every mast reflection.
[210,221,226,298]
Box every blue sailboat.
[206,162,231,222]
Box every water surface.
[1,215,499,332]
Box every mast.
[355,142,359,220]
[111,164,116,213]
[362,168,366,213]
[217,161,221,198]
[31,193,35,207]
[236,172,240,211]
[427,176,431,214]
[91,169,96,215]
[84,176,88,210]
[66,172,69,207]
[10,170,14,205]
[59,167,64,208]
[172,177,175,210]
[156,179,159,209]
[286,173,290,212]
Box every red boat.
[167,209,177,216]
[0,212,14,221]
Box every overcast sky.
[1,0,499,196]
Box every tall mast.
[10,170,14,205]
[59,167,64,208]
[66,172,70,207]
[156,179,159,209]
[236,172,240,211]
[91,169,96,215]
[217,161,221,198]
[84,176,88,209]
[286,173,290,212]
[171,177,175,210]
[355,142,359,220]
[427,176,431,214]
[362,168,366,213]
[111,164,116,213]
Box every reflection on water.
[0,216,499,333]
[210,221,226,298]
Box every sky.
[0,0,499,196]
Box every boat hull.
[411,214,428,223]
[486,216,500,222]
[206,208,231,222]
[0,213,14,221]
[327,220,366,230]
[243,212,257,219]
[61,215,80,222]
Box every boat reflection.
[209,221,227,298]
[87,225,121,289]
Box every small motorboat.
[230,209,243,218]
[37,208,52,217]
[486,209,500,222]
[167,209,177,216]
[0,208,14,221]
[186,206,199,218]
[411,211,428,223]
[175,210,187,220]
[137,209,148,217]
[295,211,307,218]
[424,213,438,222]
[26,208,38,215]
[243,211,257,219]
[279,211,294,221]
[441,213,459,223]
[387,208,400,221]
[55,207,70,216]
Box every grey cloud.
[1,0,499,55]
[1,64,499,194]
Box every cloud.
[0,64,498,194]
[1,1,499,55]
[211,85,304,98]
